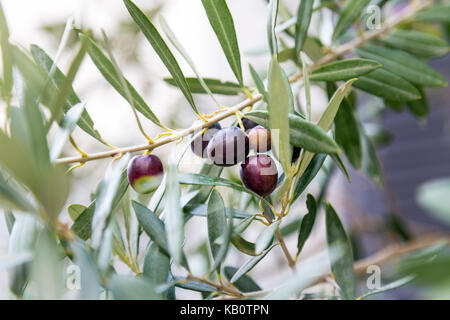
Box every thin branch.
[54,0,433,165]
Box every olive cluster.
[189,119,278,198]
[127,119,280,198]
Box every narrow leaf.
[224,266,261,293]
[123,0,199,114]
[332,0,371,41]
[326,203,355,300]
[333,94,362,169]
[30,45,105,143]
[310,59,381,82]
[132,200,168,253]
[380,29,449,58]
[356,46,447,87]
[0,2,12,101]
[200,0,243,86]
[268,55,291,174]
[165,152,184,265]
[296,194,317,256]
[353,68,421,101]
[255,220,280,254]
[294,0,314,58]
[50,103,85,161]
[164,77,241,96]
[207,189,227,262]
[249,63,268,102]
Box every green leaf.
[292,154,327,202]
[0,174,35,212]
[165,152,184,265]
[231,235,258,256]
[380,29,449,58]
[50,103,85,161]
[207,189,227,263]
[407,87,429,119]
[325,203,355,300]
[358,276,415,300]
[294,0,314,59]
[415,4,450,23]
[229,243,277,283]
[210,200,233,272]
[72,171,129,240]
[244,110,339,154]
[255,220,280,254]
[8,214,40,297]
[68,204,86,221]
[332,0,371,41]
[186,204,251,219]
[109,274,161,300]
[200,0,243,86]
[1,72,69,220]
[334,95,362,169]
[353,68,421,101]
[355,46,447,88]
[30,44,105,143]
[132,200,168,253]
[48,43,87,124]
[248,63,268,102]
[143,243,170,286]
[31,229,64,299]
[178,173,266,202]
[361,129,383,187]
[91,154,130,249]
[164,77,241,96]
[268,55,292,174]
[71,240,102,300]
[417,178,450,225]
[310,59,381,82]
[80,34,161,125]
[295,79,355,181]
[123,0,199,114]
[301,52,312,121]
[296,194,317,257]
[0,2,12,102]
[173,276,216,293]
[224,266,261,293]
[267,0,279,56]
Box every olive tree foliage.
[0,0,449,300]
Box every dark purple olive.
[240,154,278,198]
[242,118,258,131]
[127,155,164,194]
[190,121,222,158]
[248,125,271,152]
[207,126,249,167]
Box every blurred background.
[0,0,448,299]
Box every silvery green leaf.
[201,0,243,86]
[326,203,355,300]
[164,151,184,265]
[50,103,85,161]
[91,154,130,249]
[255,220,281,254]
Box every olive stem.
[54,0,433,165]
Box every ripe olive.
[207,126,249,167]
[127,154,164,194]
[190,121,222,158]
[240,154,278,198]
[248,125,271,152]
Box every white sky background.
[0,0,334,299]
